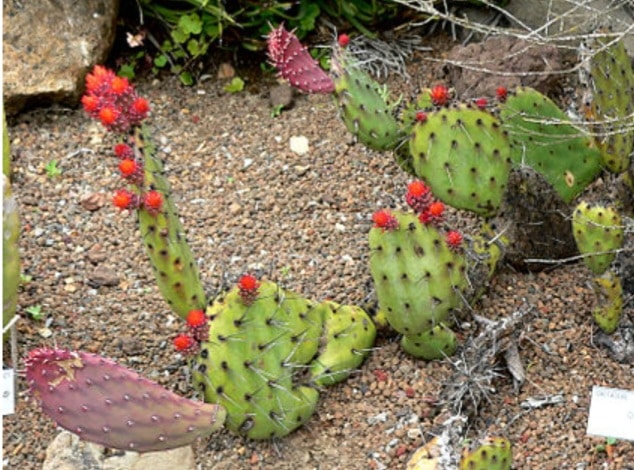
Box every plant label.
[586,386,634,441]
[2,369,15,415]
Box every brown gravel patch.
[3,46,634,469]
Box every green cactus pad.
[499,87,603,202]
[331,48,404,151]
[369,211,468,336]
[310,301,376,386]
[587,33,634,173]
[572,202,624,274]
[409,104,511,216]
[460,437,512,470]
[400,323,457,360]
[193,281,323,439]
[465,227,507,302]
[134,128,207,319]
[592,270,623,334]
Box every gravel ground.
[3,37,634,469]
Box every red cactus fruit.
[445,230,463,251]
[186,309,209,342]
[372,210,399,231]
[118,159,138,178]
[142,190,163,214]
[112,189,137,210]
[266,24,335,94]
[419,201,445,225]
[111,76,130,95]
[98,107,118,126]
[81,95,99,113]
[496,86,507,102]
[131,97,150,119]
[474,97,488,110]
[405,180,433,213]
[173,333,199,355]
[338,33,350,47]
[114,143,133,159]
[430,85,450,106]
[415,111,427,123]
[238,274,260,305]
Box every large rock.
[3,0,119,116]
[42,431,197,470]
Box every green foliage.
[223,77,245,93]
[26,305,44,321]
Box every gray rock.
[443,35,564,99]
[3,0,119,116]
[269,83,294,110]
[43,431,197,470]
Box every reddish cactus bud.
[81,95,99,113]
[474,97,488,110]
[111,76,130,95]
[142,190,163,214]
[415,111,427,123]
[238,274,260,305]
[85,65,112,93]
[186,310,209,342]
[131,97,150,117]
[496,86,507,102]
[118,159,138,178]
[114,143,133,159]
[372,210,399,231]
[99,107,118,126]
[112,189,137,210]
[445,230,463,251]
[337,33,350,47]
[430,85,450,106]
[406,180,433,213]
[419,201,444,225]
[173,334,199,355]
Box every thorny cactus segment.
[409,104,511,217]
[192,281,375,439]
[400,323,457,360]
[330,44,405,151]
[459,437,513,470]
[584,32,634,173]
[133,127,207,318]
[81,65,149,133]
[309,301,376,386]
[25,348,226,453]
[266,24,334,94]
[499,87,603,203]
[572,201,624,275]
[592,270,623,334]
[369,211,468,359]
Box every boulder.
[42,431,197,470]
[3,0,120,115]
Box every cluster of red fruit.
[372,180,463,251]
[415,85,508,122]
[81,65,149,133]
[81,66,164,215]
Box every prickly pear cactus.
[368,210,467,359]
[132,128,207,319]
[3,111,19,341]
[572,202,624,275]
[591,270,623,334]
[192,279,375,439]
[459,437,513,470]
[499,87,603,202]
[25,348,227,453]
[584,32,634,173]
[409,102,512,216]
[330,45,404,151]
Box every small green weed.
[45,160,61,178]
[26,305,44,321]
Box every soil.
[3,31,634,470]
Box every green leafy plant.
[25,305,44,321]
[222,76,245,93]
[44,160,61,178]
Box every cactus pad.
[572,202,624,274]
[400,323,457,360]
[585,33,634,173]
[592,270,623,334]
[499,87,603,202]
[26,348,226,453]
[459,437,512,470]
[134,128,207,319]
[331,46,405,151]
[409,104,511,216]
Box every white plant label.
[2,369,15,415]
[586,386,634,441]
